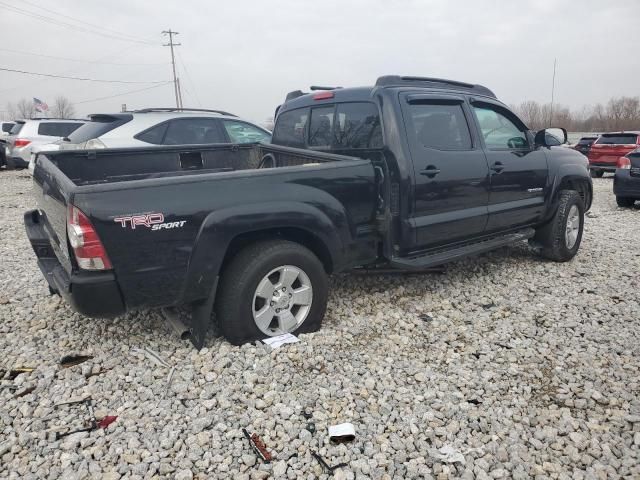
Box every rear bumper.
[24,209,126,317]
[613,169,640,198]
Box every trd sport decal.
[114,213,186,231]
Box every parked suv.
[57,108,271,150]
[588,132,640,177]
[6,118,84,168]
[614,149,640,207]
[573,135,599,157]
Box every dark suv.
[573,135,599,156]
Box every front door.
[470,101,548,232]
[401,94,490,250]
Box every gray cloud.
[1,0,638,123]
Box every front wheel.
[534,190,585,262]
[215,240,328,345]
[616,196,636,208]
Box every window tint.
[334,103,383,149]
[597,134,638,145]
[10,122,24,135]
[473,106,527,149]
[2,122,14,133]
[67,114,132,143]
[272,108,308,147]
[163,118,223,145]
[136,122,168,144]
[408,102,472,150]
[38,122,83,137]
[308,107,334,147]
[222,120,270,144]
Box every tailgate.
[31,154,75,272]
[590,134,638,164]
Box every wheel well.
[558,178,592,210]
[221,227,334,275]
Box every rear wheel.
[616,196,636,208]
[590,169,604,178]
[535,190,584,262]
[215,240,328,345]
[5,157,15,170]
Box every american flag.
[33,98,49,112]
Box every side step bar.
[390,228,535,270]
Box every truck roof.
[280,75,497,112]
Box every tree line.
[4,96,76,120]
[511,96,640,132]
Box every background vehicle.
[573,135,599,156]
[613,150,640,207]
[56,108,271,150]
[26,75,592,349]
[0,122,13,168]
[28,108,272,174]
[6,118,84,168]
[588,132,640,177]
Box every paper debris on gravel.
[328,422,356,443]
[429,445,466,464]
[262,333,299,349]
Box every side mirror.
[535,127,567,147]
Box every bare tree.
[6,98,37,119]
[52,96,76,119]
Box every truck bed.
[29,142,377,313]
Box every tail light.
[313,91,334,100]
[617,156,631,169]
[14,138,31,147]
[67,205,112,270]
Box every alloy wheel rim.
[252,265,313,336]
[565,205,580,249]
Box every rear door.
[470,101,548,232]
[400,93,490,249]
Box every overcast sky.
[1,0,639,124]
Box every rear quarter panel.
[73,161,376,310]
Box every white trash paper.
[262,333,300,349]
[328,422,356,442]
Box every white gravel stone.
[0,173,638,479]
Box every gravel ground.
[1,170,639,480]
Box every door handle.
[421,165,441,178]
[490,162,504,174]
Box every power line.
[75,82,172,105]
[0,66,168,84]
[0,47,168,67]
[20,0,157,45]
[162,30,183,108]
[0,1,156,45]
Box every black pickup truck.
[25,76,592,348]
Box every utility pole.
[549,58,557,126]
[162,29,183,108]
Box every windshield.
[597,134,638,145]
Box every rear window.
[334,103,383,149]
[10,122,24,135]
[272,108,308,147]
[38,122,83,137]
[597,134,638,145]
[1,122,14,133]
[67,115,132,143]
[308,107,335,147]
[578,137,597,145]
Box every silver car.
[6,118,84,168]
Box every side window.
[472,105,528,149]
[222,120,270,144]
[334,103,383,149]
[408,102,472,150]
[136,122,168,144]
[308,106,334,147]
[38,122,82,137]
[272,108,308,147]
[163,118,223,145]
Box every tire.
[5,157,15,170]
[616,196,635,208]
[590,169,604,178]
[534,190,584,262]
[215,240,328,345]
